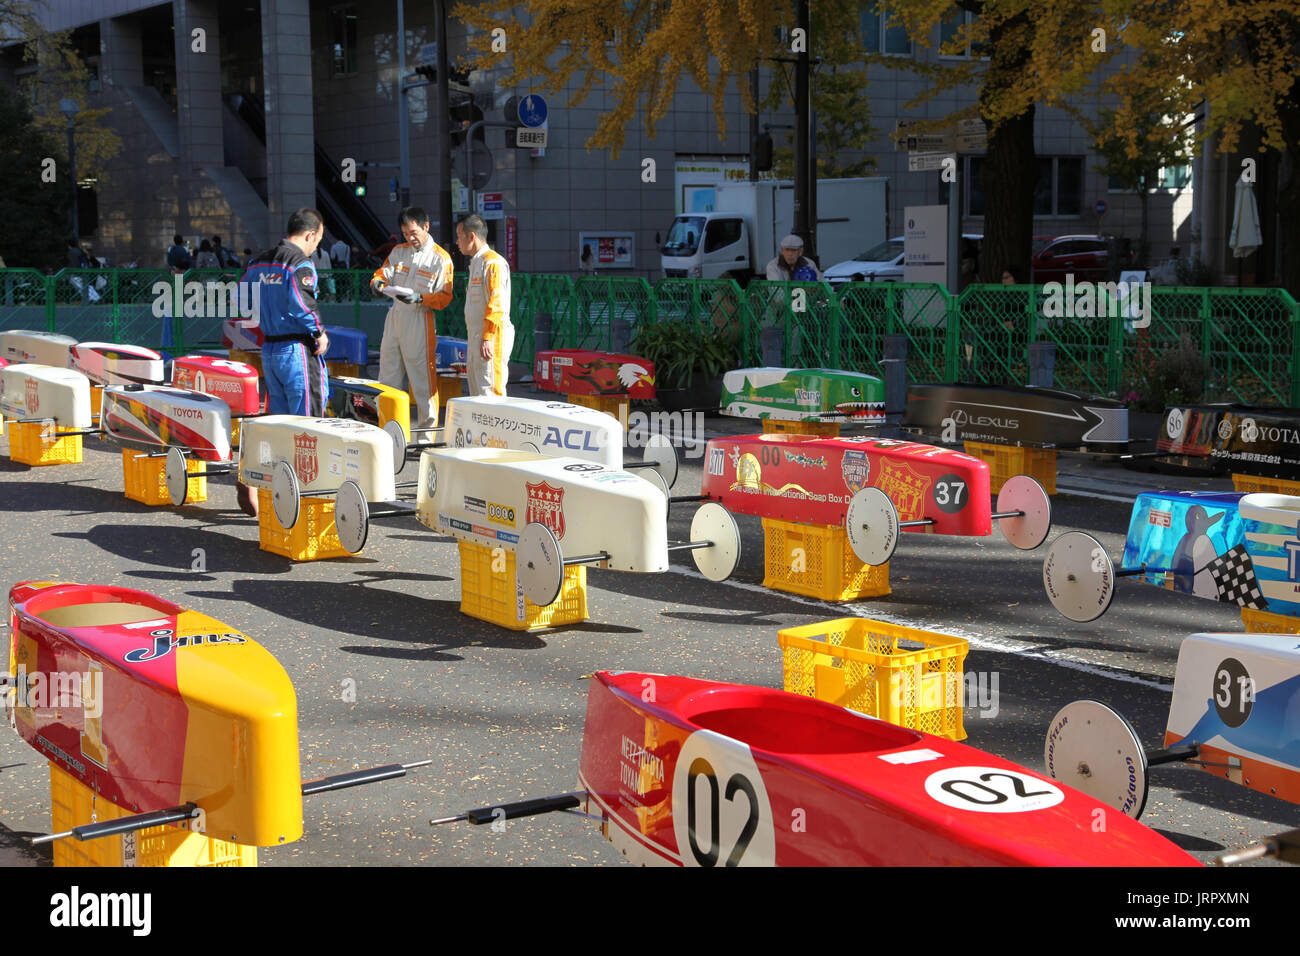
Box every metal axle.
[430,791,583,826]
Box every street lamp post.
[60,98,79,241]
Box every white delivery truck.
[660,178,888,282]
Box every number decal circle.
[671,730,776,867]
[425,461,438,498]
[932,472,969,513]
[924,766,1065,814]
[1165,407,1185,439]
[1212,657,1253,728]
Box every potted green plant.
[632,317,742,411]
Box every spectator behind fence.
[212,235,240,269]
[313,239,337,302]
[330,236,351,270]
[195,239,220,270]
[166,235,193,273]
[67,238,89,270]
[765,234,822,281]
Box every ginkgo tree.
[1112,0,1299,293]
[456,0,1298,291]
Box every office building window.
[939,9,987,58]
[332,8,358,76]
[1034,157,1083,216]
[861,3,912,55]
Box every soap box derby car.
[904,382,1128,449]
[697,433,1051,565]
[414,448,737,605]
[434,671,1200,866]
[6,581,428,855]
[721,367,885,423]
[1043,489,1300,621]
[533,349,655,398]
[1160,403,1300,480]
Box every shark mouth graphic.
[835,401,887,420]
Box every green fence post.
[110,268,120,342]
[44,274,56,332]
[829,290,841,369]
[946,288,959,382]
[1291,291,1300,407]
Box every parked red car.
[1031,234,1109,284]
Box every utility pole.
[794,0,813,261]
[748,67,759,182]
[396,0,412,209]
[434,0,452,247]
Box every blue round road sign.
[519,94,548,128]
[1094,199,1108,216]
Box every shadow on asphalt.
[0,821,51,867]
[0,479,147,514]
[186,577,582,659]
[54,523,299,574]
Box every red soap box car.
[534,349,655,398]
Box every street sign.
[515,127,548,149]
[908,152,955,172]
[518,94,548,128]
[452,177,468,214]
[478,191,504,221]
[417,43,437,66]
[452,140,494,191]
[1095,199,1108,216]
[956,118,987,154]
[895,119,954,153]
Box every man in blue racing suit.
[243,208,330,416]
[236,208,330,516]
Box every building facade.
[2,0,1263,284]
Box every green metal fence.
[4,268,1297,406]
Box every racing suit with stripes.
[242,241,328,416]
[371,238,453,429]
[463,246,513,396]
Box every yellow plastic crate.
[761,518,890,602]
[438,373,463,407]
[10,421,83,466]
[49,764,256,868]
[121,448,207,506]
[257,488,349,561]
[326,360,362,378]
[1240,606,1300,633]
[963,441,1057,495]
[779,617,968,740]
[90,384,103,419]
[761,418,841,437]
[457,539,588,630]
[229,348,263,375]
[567,392,629,430]
[1231,473,1300,495]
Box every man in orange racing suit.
[370,207,454,429]
[455,215,513,396]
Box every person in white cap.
[765,234,823,281]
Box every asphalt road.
[0,392,1292,868]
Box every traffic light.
[354,170,367,197]
[412,64,472,95]
[753,131,773,172]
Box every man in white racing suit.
[455,214,513,396]
[370,207,454,428]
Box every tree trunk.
[978,13,1036,284]
[1277,92,1300,297]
